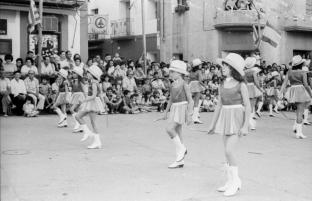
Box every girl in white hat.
[69,67,86,133]
[163,60,194,169]
[52,69,70,127]
[189,58,205,124]
[208,53,251,197]
[279,55,312,139]
[244,57,264,130]
[75,65,103,149]
[265,71,281,117]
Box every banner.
[27,0,41,33]
[261,21,281,48]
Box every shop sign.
[88,15,109,34]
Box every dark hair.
[25,57,34,64]
[13,70,21,75]
[74,54,81,59]
[27,51,34,54]
[123,90,130,96]
[229,66,245,83]
[292,63,303,70]
[74,57,81,62]
[192,66,199,72]
[41,75,50,82]
[4,54,13,61]
[26,96,34,104]
[16,58,23,65]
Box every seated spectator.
[113,61,127,79]
[101,74,112,93]
[151,72,165,94]
[15,58,24,71]
[0,70,12,116]
[66,50,74,70]
[113,78,123,95]
[149,90,166,112]
[123,70,137,93]
[106,60,115,77]
[152,62,163,78]
[113,52,122,62]
[134,64,145,85]
[41,56,56,76]
[39,76,53,110]
[3,54,17,78]
[23,96,39,117]
[24,70,45,112]
[58,51,69,69]
[10,71,27,115]
[121,90,138,114]
[21,57,38,76]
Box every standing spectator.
[106,60,115,77]
[41,56,56,76]
[10,71,27,115]
[24,70,45,111]
[3,54,17,77]
[123,70,137,93]
[15,58,24,71]
[21,57,38,76]
[0,70,11,116]
[73,57,84,71]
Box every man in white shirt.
[24,70,45,110]
[41,56,55,76]
[0,70,11,116]
[10,71,27,115]
[21,57,38,76]
[122,70,137,93]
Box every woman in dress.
[208,53,251,196]
[280,55,312,139]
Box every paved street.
[1,112,312,201]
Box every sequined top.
[288,70,307,86]
[220,83,243,105]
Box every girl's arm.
[240,83,251,135]
[279,72,289,97]
[184,83,194,116]
[81,82,97,103]
[163,90,173,119]
[302,72,312,98]
[208,93,222,133]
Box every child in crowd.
[101,74,112,93]
[23,97,39,117]
[39,76,53,110]
[142,78,152,104]
[150,90,166,112]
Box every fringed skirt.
[215,105,245,136]
[284,85,311,103]
[266,87,279,97]
[168,101,188,125]
[247,83,262,99]
[189,81,204,93]
[70,92,85,105]
[54,92,71,106]
[80,96,101,113]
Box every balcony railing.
[284,16,312,32]
[110,18,134,38]
[214,10,265,29]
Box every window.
[307,0,312,15]
[91,8,99,15]
[0,39,12,54]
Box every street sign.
[88,15,109,34]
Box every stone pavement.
[1,112,312,201]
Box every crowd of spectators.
[0,50,311,117]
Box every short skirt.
[266,87,279,97]
[54,92,71,106]
[94,97,105,113]
[80,96,101,113]
[168,101,188,125]
[70,92,85,105]
[189,81,204,93]
[284,85,311,103]
[247,83,262,99]
[215,105,245,136]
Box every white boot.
[87,134,102,149]
[55,108,66,124]
[274,103,279,114]
[80,124,93,142]
[72,113,82,133]
[58,120,68,128]
[172,135,187,162]
[217,163,232,192]
[293,120,297,133]
[303,109,311,125]
[224,166,241,196]
[193,107,203,124]
[295,123,307,139]
[252,112,257,120]
[249,116,256,130]
[256,102,263,117]
[168,160,184,169]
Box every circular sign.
[95,17,107,29]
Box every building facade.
[88,0,159,61]
[0,0,88,62]
[159,0,312,64]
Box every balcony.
[214,10,265,30]
[284,16,312,32]
[110,18,134,39]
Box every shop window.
[0,39,12,55]
[29,34,59,57]
[43,16,59,32]
[91,8,99,15]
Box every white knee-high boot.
[224,166,241,196]
[72,113,82,132]
[80,124,94,141]
[303,109,311,125]
[55,107,66,124]
[269,104,274,116]
[172,135,187,162]
[87,133,102,149]
[296,123,307,139]
[217,163,232,192]
[249,116,256,130]
[293,120,297,133]
[192,107,203,124]
[256,101,263,116]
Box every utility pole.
[141,0,147,74]
[38,0,43,74]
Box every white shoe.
[193,107,203,124]
[293,121,297,133]
[217,164,232,192]
[58,120,68,128]
[87,134,102,149]
[303,120,311,125]
[80,125,93,142]
[249,117,256,130]
[295,123,307,139]
[168,160,184,169]
[224,166,241,196]
[176,145,187,162]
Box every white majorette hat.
[191,58,202,67]
[245,57,257,69]
[271,71,279,77]
[292,55,305,67]
[87,65,102,81]
[169,60,189,75]
[73,67,84,77]
[216,53,245,76]
[58,69,68,79]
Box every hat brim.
[216,58,245,76]
[292,60,305,67]
[87,69,101,81]
[73,69,83,77]
[169,67,189,75]
[58,72,67,79]
[192,62,202,67]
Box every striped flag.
[27,0,41,33]
[252,24,259,46]
[261,21,282,48]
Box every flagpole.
[251,1,261,49]
[38,0,43,74]
[141,0,147,74]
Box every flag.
[252,24,259,46]
[261,21,282,48]
[27,0,41,33]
